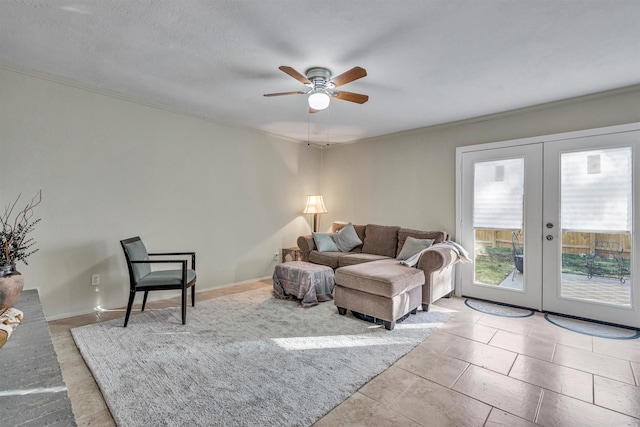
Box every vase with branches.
[0,191,42,275]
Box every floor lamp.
[303,195,328,233]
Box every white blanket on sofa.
[400,241,472,267]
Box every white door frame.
[455,122,640,312]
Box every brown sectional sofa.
[297,223,460,329]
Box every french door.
[459,144,543,310]
[458,126,640,328]
[543,132,639,327]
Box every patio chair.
[511,232,524,281]
[586,240,626,283]
[120,236,197,327]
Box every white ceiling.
[1,1,639,145]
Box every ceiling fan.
[264,66,369,113]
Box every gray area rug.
[72,287,446,426]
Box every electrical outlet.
[91,274,100,286]
[274,252,279,261]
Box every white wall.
[0,67,321,319]
[321,87,640,235]
[3,65,639,320]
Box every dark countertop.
[0,289,76,426]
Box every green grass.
[562,252,627,278]
[474,247,629,285]
[475,247,514,285]
[561,253,590,275]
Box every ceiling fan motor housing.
[306,67,334,90]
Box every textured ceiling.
[1,1,639,144]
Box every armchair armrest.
[130,259,189,273]
[131,259,188,265]
[297,235,316,262]
[148,252,196,270]
[148,252,195,256]
[130,260,192,286]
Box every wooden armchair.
[120,236,196,327]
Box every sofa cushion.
[331,223,365,253]
[335,259,425,298]
[309,250,344,269]
[396,236,434,260]
[333,222,363,252]
[312,232,340,252]
[338,253,390,268]
[397,229,448,257]
[362,224,400,257]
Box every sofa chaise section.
[334,259,424,330]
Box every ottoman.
[273,261,335,308]
[334,259,424,330]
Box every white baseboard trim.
[45,276,273,321]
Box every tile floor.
[49,281,640,426]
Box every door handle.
[546,235,553,241]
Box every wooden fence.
[475,229,631,256]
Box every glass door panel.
[559,148,632,307]
[472,158,525,289]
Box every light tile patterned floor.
[49,281,640,426]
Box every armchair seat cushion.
[138,269,197,288]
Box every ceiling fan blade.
[331,67,367,87]
[279,66,311,85]
[263,91,307,97]
[309,108,320,114]
[334,91,369,104]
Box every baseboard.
[45,276,273,321]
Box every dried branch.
[1,191,42,268]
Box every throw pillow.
[333,222,363,252]
[313,232,340,252]
[396,236,435,260]
[397,228,447,257]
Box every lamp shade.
[303,195,328,214]
[308,91,330,110]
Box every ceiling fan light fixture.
[308,90,330,110]
[264,65,367,113]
